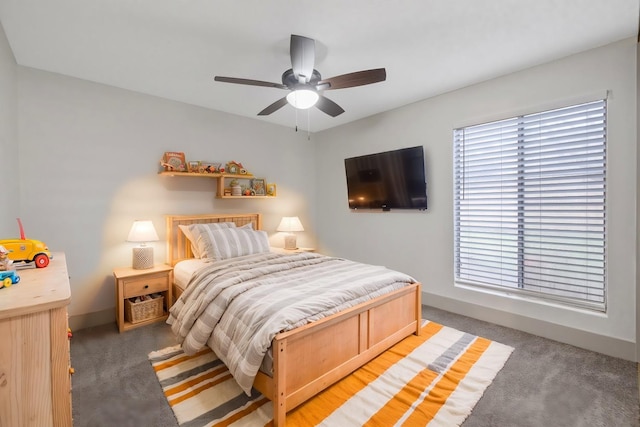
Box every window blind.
[453,100,607,311]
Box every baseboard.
[69,308,115,332]
[424,292,636,362]
[72,294,635,361]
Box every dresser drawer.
[123,274,169,298]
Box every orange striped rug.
[149,321,513,426]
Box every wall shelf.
[159,171,243,179]
[158,171,275,199]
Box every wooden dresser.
[0,252,72,426]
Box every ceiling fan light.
[286,89,319,109]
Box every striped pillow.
[195,228,270,260]
[179,222,236,258]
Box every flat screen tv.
[344,146,428,211]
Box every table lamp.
[277,216,304,250]
[127,220,159,269]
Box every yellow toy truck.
[0,219,52,268]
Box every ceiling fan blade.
[215,76,287,90]
[315,95,345,117]
[290,35,315,83]
[318,68,386,90]
[258,97,289,116]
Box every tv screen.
[344,146,427,211]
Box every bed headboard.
[165,213,262,266]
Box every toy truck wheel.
[34,254,49,268]
[13,275,19,284]
[3,277,12,288]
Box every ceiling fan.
[214,34,386,117]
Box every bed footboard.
[253,282,421,426]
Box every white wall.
[17,67,317,327]
[636,41,640,367]
[315,38,637,360]
[0,21,19,235]
[6,20,638,359]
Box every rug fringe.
[148,344,182,360]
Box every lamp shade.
[286,90,319,109]
[127,220,158,270]
[127,220,159,243]
[277,217,304,232]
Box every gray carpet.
[70,306,640,427]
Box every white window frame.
[453,99,607,312]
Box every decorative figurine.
[0,245,19,288]
[230,179,242,196]
[0,245,12,271]
[226,161,244,175]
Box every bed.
[165,213,422,426]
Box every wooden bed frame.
[166,213,422,426]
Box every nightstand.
[272,247,316,254]
[113,264,173,333]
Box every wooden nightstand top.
[271,247,316,254]
[113,264,173,279]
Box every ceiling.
[0,1,638,132]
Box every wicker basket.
[125,296,164,324]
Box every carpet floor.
[69,306,639,427]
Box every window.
[453,100,607,311]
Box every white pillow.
[195,228,270,260]
[179,222,236,258]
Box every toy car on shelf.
[0,270,20,288]
[0,219,51,268]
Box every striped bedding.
[167,251,416,395]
